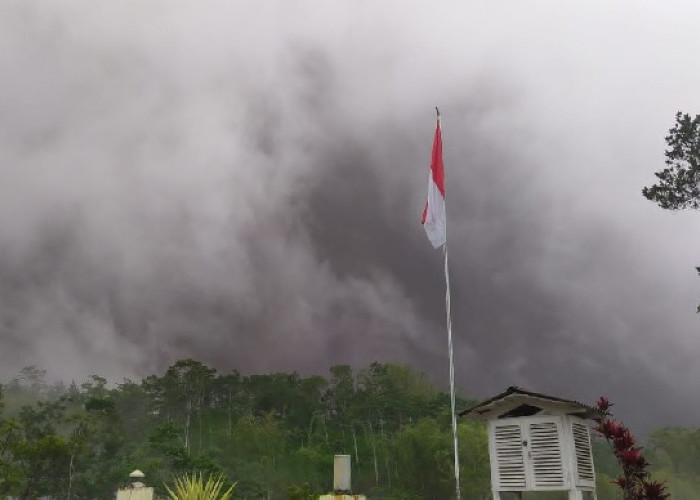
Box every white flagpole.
[438,107,461,500]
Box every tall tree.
[10,400,71,498]
[144,359,216,453]
[643,111,700,311]
[643,112,700,210]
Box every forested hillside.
[0,360,694,499]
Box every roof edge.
[459,386,599,419]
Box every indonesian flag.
[421,118,446,248]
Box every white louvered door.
[490,417,570,491]
[527,418,566,489]
[492,422,527,490]
[571,420,595,488]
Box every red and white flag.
[421,118,446,248]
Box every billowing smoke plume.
[1,1,699,432]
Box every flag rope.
[438,108,461,500]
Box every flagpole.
[437,107,461,500]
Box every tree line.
[0,360,697,499]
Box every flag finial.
[435,106,440,118]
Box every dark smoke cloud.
[1,1,699,433]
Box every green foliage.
[646,427,700,499]
[393,418,453,497]
[643,111,700,210]
[643,112,700,309]
[596,473,623,500]
[285,482,317,500]
[458,419,491,498]
[0,403,71,497]
[2,359,700,498]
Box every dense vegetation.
[0,360,695,499]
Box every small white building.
[461,387,598,500]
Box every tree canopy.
[0,359,697,499]
[643,111,700,311]
[643,112,700,210]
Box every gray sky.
[1,0,699,432]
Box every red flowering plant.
[593,397,669,499]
